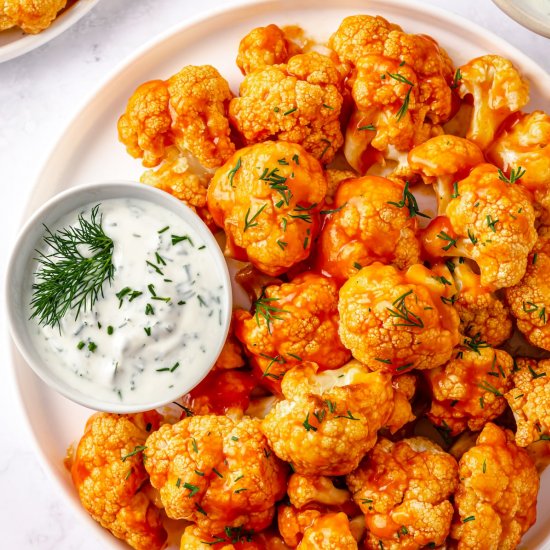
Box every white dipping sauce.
[25,198,228,406]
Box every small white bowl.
[493,0,550,38]
[5,181,232,413]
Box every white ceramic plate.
[0,0,100,63]
[9,0,550,547]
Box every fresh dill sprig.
[254,293,288,334]
[387,181,430,218]
[30,204,115,328]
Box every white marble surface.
[0,0,548,547]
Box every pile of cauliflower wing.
[68,14,550,550]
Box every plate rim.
[492,0,550,39]
[8,0,550,547]
[0,0,101,63]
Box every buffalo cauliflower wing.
[450,423,539,549]
[425,345,514,435]
[451,260,513,346]
[207,141,327,276]
[70,412,166,550]
[505,228,550,350]
[338,263,460,373]
[229,52,344,163]
[234,272,350,391]
[457,55,530,151]
[421,163,537,289]
[505,358,550,447]
[316,175,421,282]
[298,512,358,550]
[287,473,351,510]
[346,437,458,550]
[408,134,484,213]
[261,361,396,475]
[118,65,235,169]
[236,24,302,75]
[487,110,550,221]
[3,0,66,34]
[144,414,287,534]
[330,15,455,177]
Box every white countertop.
[0,0,548,547]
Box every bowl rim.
[492,0,550,38]
[5,180,233,413]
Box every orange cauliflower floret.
[278,505,322,547]
[316,175,421,283]
[207,141,327,276]
[70,412,166,550]
[229,52,344,164]
[505,228,550,350]
[117,80,173,168]
[330,16,455,177]
[3,0,66,34]
[287,473,351,510]
[450,423,539,549]
[457,55,530,151]
[487,110,550,221]
[236,24,302,75]
[324,168,357,204]
[451,260,513,346]
[298,512,358,550]
[181,369,257,417]
[346,437,458,550]
[408,134,484,213]
[144,414,287,535]
[425,345,514,435]
[234,272,350,392]
[140,145,215,228]
[338,263,460,373]
[421,163,537,289]
[505,358,550,447]
[261,361,396,475]
[118,65,235,169]
[179,523,261,549]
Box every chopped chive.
[107,325,114,335]
[158,226,169,234]
[77,341,85,350]
[145,303,154,315]
[88,341,97,352]
[144,327,151,336]
[283,107,297,115]
[171,234,194,246]
[146,260,163,276]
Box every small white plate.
[9,0,550,548]
[0,0,100,63]
[493,0,550,38]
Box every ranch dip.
[25,198,229,406]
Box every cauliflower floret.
[450,423,539,549]
[70,412,166,550]
[261,361,396,475]
[324,168,357,204]
[288,474,351,510]
[386,373,417,434]
[140,145,215,228]
[328,15,403,67]
[505,358,550,447]
[118,65,235,169]
[207,141,327,276]
[236,24,302,75]
[451,260,513,346]
[346,437,458,550]
[316,175,421,282]
[505,228,550,350]
[180,524,261,549]
[117,80,172,168]
[144,414,287,534]
[298,512,358,550]
[332,16,455,177]
[338,263,460,373]
[278,505,322,547]
[457,55,529,151]
[487,110,550,221]
[3,0,66,34]
[421,163,537,289]
[425,346,514,435]
[229,52,344,164]
[181,369,257,417]
[408,134,484,213]
[214,319,246,371]
[234,272,350,391]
